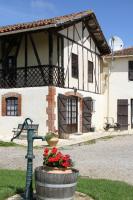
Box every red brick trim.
[64,91,83,133]
[46,87,56,132]
[2,92,21,116]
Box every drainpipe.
[103,56,112,123]
[107,62,110,123]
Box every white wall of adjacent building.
[104,57,133,130]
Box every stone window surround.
[2,92,22,116]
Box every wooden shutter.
[129,61,133,80]
[117,99,128,130]
[82,97,93,133]
[72,53,78,79]
[88,61,93,83]
[58,94,67,134]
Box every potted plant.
[35,147,79,200]
[45,131,59,147]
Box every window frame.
[2,93,21,117]
[71,53,79,79]
[88,60,93,83]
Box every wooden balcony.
[0,65,64,88]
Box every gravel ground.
[1,135,133,185]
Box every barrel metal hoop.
[36,181,77,188]
[37,195,74,200]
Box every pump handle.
[11,118,33,141]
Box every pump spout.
[32,135,45,141]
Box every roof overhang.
[0,10,111,55]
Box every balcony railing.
[0,65,64,88]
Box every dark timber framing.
[67,28,69,88]
[0,18,102,94]
[29,33,46,83]
[82,21,85,90]
[48,31,53,65]
[61,36,64,68]
[57,32,100,56]
[24,34,28,85]
[56,20,101,94]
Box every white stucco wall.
[105,57,133,129]
[0,87,48,139]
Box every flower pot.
[46,137,59,147]
[35,166,79,200]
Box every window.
[129,61,133,80]
[88,61,93,83]
[2,93,21,116]
[6,97,18,116]
[72,53,78,79]
[66,97,77,125]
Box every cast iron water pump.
[11,118,45,200]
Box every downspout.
[103,56,112,123]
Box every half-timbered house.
[0,10,110,139]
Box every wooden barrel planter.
[35,166,79,200]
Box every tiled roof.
[112,47,133,56]
[0,10,110,55]
[0,10,92,34]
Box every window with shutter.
[88,61,93,83]
[117,99,128,130]
[72,53,78,79]
[129,61,133,81]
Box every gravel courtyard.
[1,135,133,185]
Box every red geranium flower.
[61,161,70,168]
[44,147,49,156]
[43,147,73,169]
[51,147,58,154]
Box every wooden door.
[58,94,68,134]
[117,99,128,130]
[82,97,93,133]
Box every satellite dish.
[109,36,124,51]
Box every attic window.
[129,61,133,81]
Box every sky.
[0,0,132,48]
